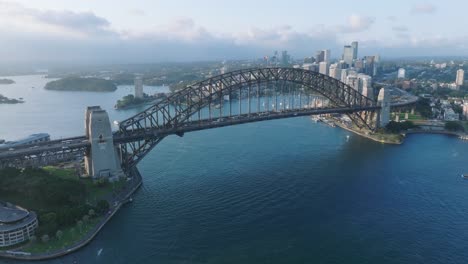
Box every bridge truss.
[116,67,379,171]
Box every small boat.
[97,248,103,256]
[129,197,133,202]
[461,174,468,179]
[113,120,119,126]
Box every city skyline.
[1,0,468,64]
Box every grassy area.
[370,132,404,144]
[22,216,103,254]
[42,166,126,204]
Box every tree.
[77,220,83,233]
[96,200,110,214]
[83,215,90,223]
[56,230,63,240]
[41,234,50,243]
[88,209,95,218]
[445,121,464,132]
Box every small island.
[45,77,117,92]
[0,78,14,85]
[115,93,167,109]
[0,94,24,104]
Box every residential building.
[134,76,144,99]
[456,69,464,86]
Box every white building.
[398,68,406,79]
[323,49,331,63]
[358,74,373,99]
[340,69,349,83]
[329,64,341,80]
[456,69,465,86]
[346,75,359,91]
[343,45,353,67]
[0,202,38,248]
[319,62,329,75]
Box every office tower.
[323,49,331,63]
[364,56,376,76]
[281,51,290,66]
[315,50,325,63]
[351,41,358,60]
[346,74,359,91]
[319,62,329,75]
[358,74,373,99]
[343,45,353,67]
[329,64,341,80]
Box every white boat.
[461,174,468,179]
[97,248,103,256]
[113,120,119,126]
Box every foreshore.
[333,121,403,144]
[0,167,143,261]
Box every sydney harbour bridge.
[0,68,417,176]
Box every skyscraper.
[315,50,325,63]
[351,41,358,60]
[364,56,376,76]
[319,62,329,75]
[281,51,290,66]
[343,45,353,67]
[323,49,331,63]
[456,69,465,86]
[134,76,144,99]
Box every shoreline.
[0,167,143,261]
[333,121,403,145]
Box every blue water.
[1,76,468,264]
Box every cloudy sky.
[0,0,465,65]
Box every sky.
[0,0,466,65]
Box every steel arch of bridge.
[116,67,379,170]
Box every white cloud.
[337,15,375,33]
[411,3,437,14]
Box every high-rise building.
[341,69,349,83]
[134,76,144,99]
[346,75,359,91]
[343,45,353,67]
[358,74,373,99]
[351,41,358,60]
[281,51,290,66]
[315,50,325,63]
[364,56,376,76]
[319,62,329,75]
[456,69,465,86]
[323,49,331,63]
[329,64,341,80]
[398,68,406,79]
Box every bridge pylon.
[84,106,124,181]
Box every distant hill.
[45,77,117,92]
[0,78,15,85]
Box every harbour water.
[1,76,468,263]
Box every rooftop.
[0,202,29,224]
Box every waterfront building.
[351,41,358,60]
[319,62,329,75]
[456,69,464,86]
[398,68,406,79]
[343,45,353,66]
[134,76,144,99]
[0,202,38,248]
